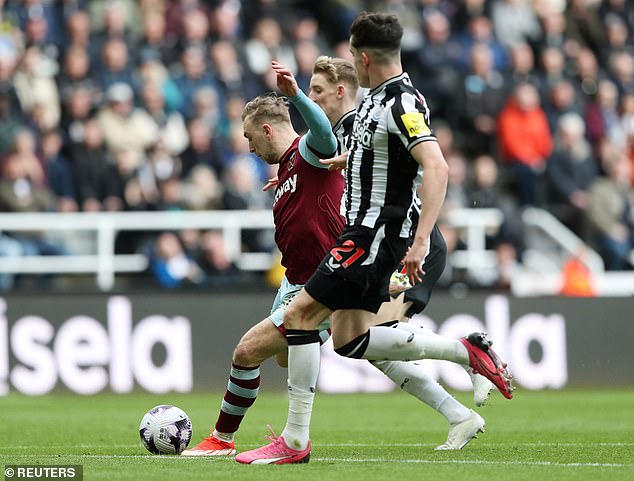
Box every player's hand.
[272,60,299,97]
[262,176,279,191]
[402,243,427,285]
[319,152,348,171]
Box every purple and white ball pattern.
[139,405,193,455]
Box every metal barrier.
[0,208,503,291]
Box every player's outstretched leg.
[183,319,287,457]
[372,360,485,450]
[389,322,495,406]
[181,363,257,457]
[460,332,514,399]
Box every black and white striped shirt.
[345,72,436,238]
[333,110,356,155]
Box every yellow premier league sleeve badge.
[401,112,431,137]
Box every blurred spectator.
[503,42,541,94]
[454,15,508,72]
[586,152,634,270]
[63,9,99,66]
[607,50,634,97]
[221,154,273,252]
[467,154,524,255]
[60,85,94,146]
[417,9,461,121]
[584,78,626,149]
[136,52,183,113]
[191,86,220,135]
[544,79,583,133]
[148,231,205,288]
[13,44,60,130]
[498,81,553,206]
[452,42,506,156]
[176,6,210,54]
[244,17,297,77]
[89,0,138,55]
[209,40,260,101]
[564,0,606,53]
[97,37,136,92]
[137,10,177,67]
[8,0,61,63]
[443,152,468,212]
[0,83,23,155]
[97,82,157,167]
[181,164,224,211]
[196,229,242,284]
[41,128,77,213]
[172,44,220,118]
[537,46,567,101]
[599,14,632,67]
[67,117,120,212]
[599,0,634,31]
[453,0,492,33]
[58,45,99,102]
[140,79,188,155]
[179,116,224,179]
[572,47,605,98]
[546,112,598,236]
[209,0,242,43]
[491,0,541,50]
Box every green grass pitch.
[3,388,634,481]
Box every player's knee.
[232,341,259,367]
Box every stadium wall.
[1,292,632,396]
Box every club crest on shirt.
[401,112,430,137]
[288,152,296,171]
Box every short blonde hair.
[241,93,291,125]
[312,55,359,94]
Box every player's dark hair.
[350,11,403,52]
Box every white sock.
[372,360,470,425]
[395,322,471,373]
[281,342,320,450]
[363,326,469,364]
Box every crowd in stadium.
[0,0,633,291]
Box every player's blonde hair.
[312,55,359,95]
[241,93,291,125]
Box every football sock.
[282,329,321,451]
[361,326,469,364]
[214,363,260,441]
[372,360,471,425]
[394,322,472,369]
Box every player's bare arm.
[404,141,448,285]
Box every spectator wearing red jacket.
[498,81,553,206]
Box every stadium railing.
[0,208,504,291]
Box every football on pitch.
[139,405,193,455]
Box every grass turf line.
[3,389,634,481]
